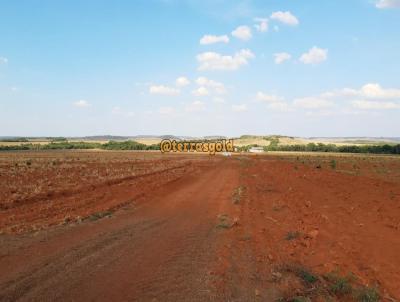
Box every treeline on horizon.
[0,140,160,151]
[1,140,400,155]
[268,143,400,154]
[236,142,400,154]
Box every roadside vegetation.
[276,265,380,302]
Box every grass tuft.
[232,186,245,204]
[88,211,112,221]
[325,271,353,294]
[216,214,231,229]
[285,231,301,241]
[354,286,380,302]
[297,268,318,284]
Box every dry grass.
[135,138,162,145]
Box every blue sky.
[1,0,400,137]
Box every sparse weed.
[216,214,231,229]
[285,231,301,241]
[239,233,252,241]
[297,268,318,284]
[354,286,380,302]
[88,211,112,221]
[232,186,245,204]
[291,297,311,302]
[275,261,382,302]
[325,271,353,294]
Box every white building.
[249,146,264,153]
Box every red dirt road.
[0,155,239,301]
[1,152,400,301]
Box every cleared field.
[0,151,399,301]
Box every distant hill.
[1,135,399,147]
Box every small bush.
[88,211,112,221]
[285,231,301,241]
[325,272,353,294]
[297,269,318,284]
[216,214,231,229]
[355,286,380,302]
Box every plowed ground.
[0,151,399,301]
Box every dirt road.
[0,158,240,301]
[1,154,400,301]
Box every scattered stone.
[271,271,282,281]
[266,216,278,223]
[307,229,319,239]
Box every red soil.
[0,151,399,301]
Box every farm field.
[0,151,400,301]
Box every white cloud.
[352,100,400,109]
[73,100,90,108]
[256,92,284,103]
[197,49,255,71]
[293,83,400,113]
[158,106,175,115]
[200,35,229,45]
[254,18,268,32]
[274,52,291,64]
[376,0,400,8]
[294,97,334,109]
[231,25,252,41]
[232,104,247,112]
[299,47,328,64]
[112,106,121,114]
[256,92,289,111]
[185,100,206,112]
[305,110,335,117]
[268,102,290,111]
[270,11,299,26]
[342,83,400,99]
[0,57,8,64]
[149,85,180,96]
[112,106,134,117]
[195,77,226,94]
[192,86,209,97]
[213,97,225,103]
[175,76,190,87]
[321,83,400,99]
